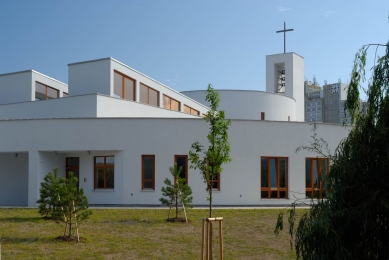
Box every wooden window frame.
[66,157,80,188]
[66,157,79,179]
[163,94,180,111]
[261,156,288,199]
[142,155,155,190]
[305,157,329,199]
[184,105,200,116]
[114,70,136,101]
[207,162,220,191]
[140,83,159,106]
[174,155,188,185]
[94,156,114,189]
[210,173,220,190]
[35,81,59,100]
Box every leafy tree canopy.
[275,41,389,259]
[189,84,231,217]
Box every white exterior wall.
[95,95,201,118]
[68,58,209,116]
[0,94,98,120]
[68,58,111,96]
[0,118,349,206]
[266,53,305,122]
[0,70,68,105]
[0,94,202,120]
[0,153,29,206]
[0,71,32,105]
[181,90,296,121]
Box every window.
[163,95,180,111]
[140,83,159,106]
[261,112,265,120]
[207,162,220,190]
[175,155,188,184]
[183,105,199,116]
[66,157,79,188]
[306,158,329,199]
[210,173,220,190]
[63,92,68,98]
[113,71,135,101]
[142,155,155,190]
[261,157,288,198]
[94,156,114,189]
[35,82,59,100]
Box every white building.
[0,52,349,207]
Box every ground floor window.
[142,155,155,190]
[175,155,188,184]
[94,156,114,189]
[210,173,220,190]
[66,157,79,189]
[261,157,288,198]
[306,158,329,199]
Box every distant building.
[304,79,366,124]
[304,81,324,122]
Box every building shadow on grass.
[0,236,46,243]
[0,216,44,223]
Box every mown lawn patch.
[0,208,300,259]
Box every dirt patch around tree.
[55,236,88,243]
[166,217,191,223]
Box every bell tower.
[266,52,304,121]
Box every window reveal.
[94,156,114,189]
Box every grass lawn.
[0,208,299,260]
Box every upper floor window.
[163,95,180,111]
[114,71,135,101]
[261,157,288,199]
[94,156,114,189]
[184,105,199,116]
[35,82,59,100]
[140,83,159,106]
[306,158,329,199]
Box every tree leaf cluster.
[275,41,389,259]
[37,169,92,238]
[160,163,193,219]
[189,84,232,217]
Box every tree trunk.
[68,214,72,238]
[209,182,213,260]
[176,193,178,219]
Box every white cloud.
[165,76,180,86]
[325,11,335,17]
[276,6,291,12]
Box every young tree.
[275,42,389,259]
[52,172,92,241]
[189,84,231,218]
[160,163,193,220]
[37,168,63,218]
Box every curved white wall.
[181,90,296,121]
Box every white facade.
[182,90,296,121]
[0,53,350,207]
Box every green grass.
[0,208,299,259]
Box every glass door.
[66,157,80,189]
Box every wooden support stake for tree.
[72,200,80,242]
[219,220,223,260]
[201,217,223,260]
[202,219,205,260]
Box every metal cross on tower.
[276,22,294,53]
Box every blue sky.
[1,1,388,97]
